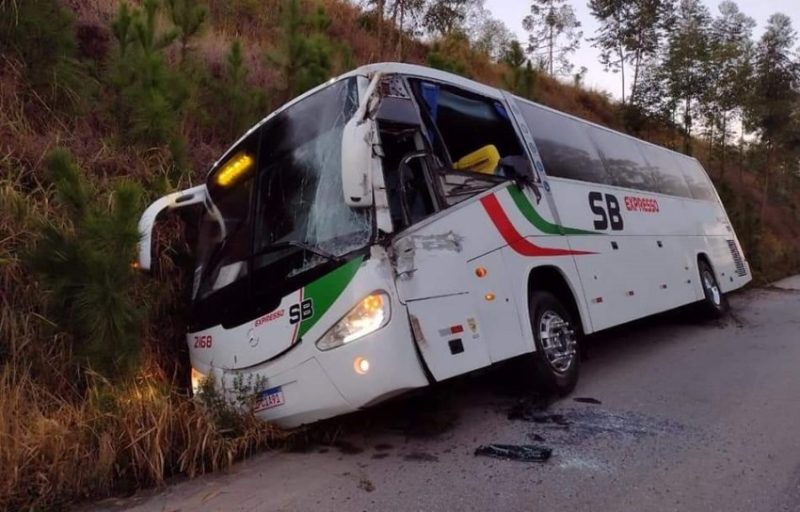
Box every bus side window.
[676,156,716,201]
[515,100,612,185]
[638,144,693,198]
[585,126,657,192]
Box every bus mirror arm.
[137,184,208,272]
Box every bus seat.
[453,144,501,175]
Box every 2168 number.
[193,335,213,349]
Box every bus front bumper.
[198,314,429,428]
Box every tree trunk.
[683,98,692,155]
[631,50,641,104]
[708,120,714,174]
[760,142,772,225]
[720,113,727,178]
[548,23,554,76]
[619,45,626,105]
[377,0,384,61]
[738,130,744,186]
[397,0,404,60]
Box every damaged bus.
[138,63,751,427]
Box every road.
[97,281,800,512]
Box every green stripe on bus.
[507,186,596,236]
[298,255,364,339]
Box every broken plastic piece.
[474,444,552,462]
[573,397,602,405]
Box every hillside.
[1,0,799,509]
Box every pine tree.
[272,0,334,99]
[523,0,582,76]
[213,40,267,140]
[588,0,674,104]
[26,149,144,379]
[502,40,539,99]
[662,0,712,154]
[704,0,755,176]
[744,13,799,220]
[109,0,188,148]
[165,0,208,64]
[0,0,89,109]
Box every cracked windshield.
[196,77,371,300]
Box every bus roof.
[208,62,705,181]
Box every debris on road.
[573,397,603,405]
[358,478,375,492]
[507,406,570,426]
[474,444,552,462]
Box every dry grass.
[0,361,284,511]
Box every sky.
[484,0,800,99]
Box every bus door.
[393,222,492,382]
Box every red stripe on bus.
[480,194,595,257]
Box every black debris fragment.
[474,444,552,462]
[573,397,603,405]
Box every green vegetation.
[1,0,798,509]
[27,150,144,379]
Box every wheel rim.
[538,310,577,374]
[702,269,721,307]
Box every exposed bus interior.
[373,74,537,233]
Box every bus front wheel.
[698,259,727,318]
[526,290,580,396]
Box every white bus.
[138,63,751,427]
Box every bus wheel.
[698,260,727,318]
[527,290,580,396]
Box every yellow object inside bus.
[453,144,501,175]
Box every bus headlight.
[191,367,207,396]
[316,292,390,351]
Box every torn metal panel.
[392,231,465,279]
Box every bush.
[0,0,91,109]
[203,39,268,141]
[26,149,144,379]
[108,0,189,147]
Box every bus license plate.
[254,386,285,412]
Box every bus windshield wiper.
[251,240,343,264]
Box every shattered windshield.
[195,78,371,302]
[253,78,370,274]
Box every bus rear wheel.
[698,259,727,318]
[527,290,580,396]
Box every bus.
[138,63,751,427]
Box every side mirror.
[137,184,208,271]
[341,116,376,207]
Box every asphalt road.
[98,280,800,512]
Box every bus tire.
[527,290,580,396]
[698,259,727,318]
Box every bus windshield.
[194,78,372,303]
